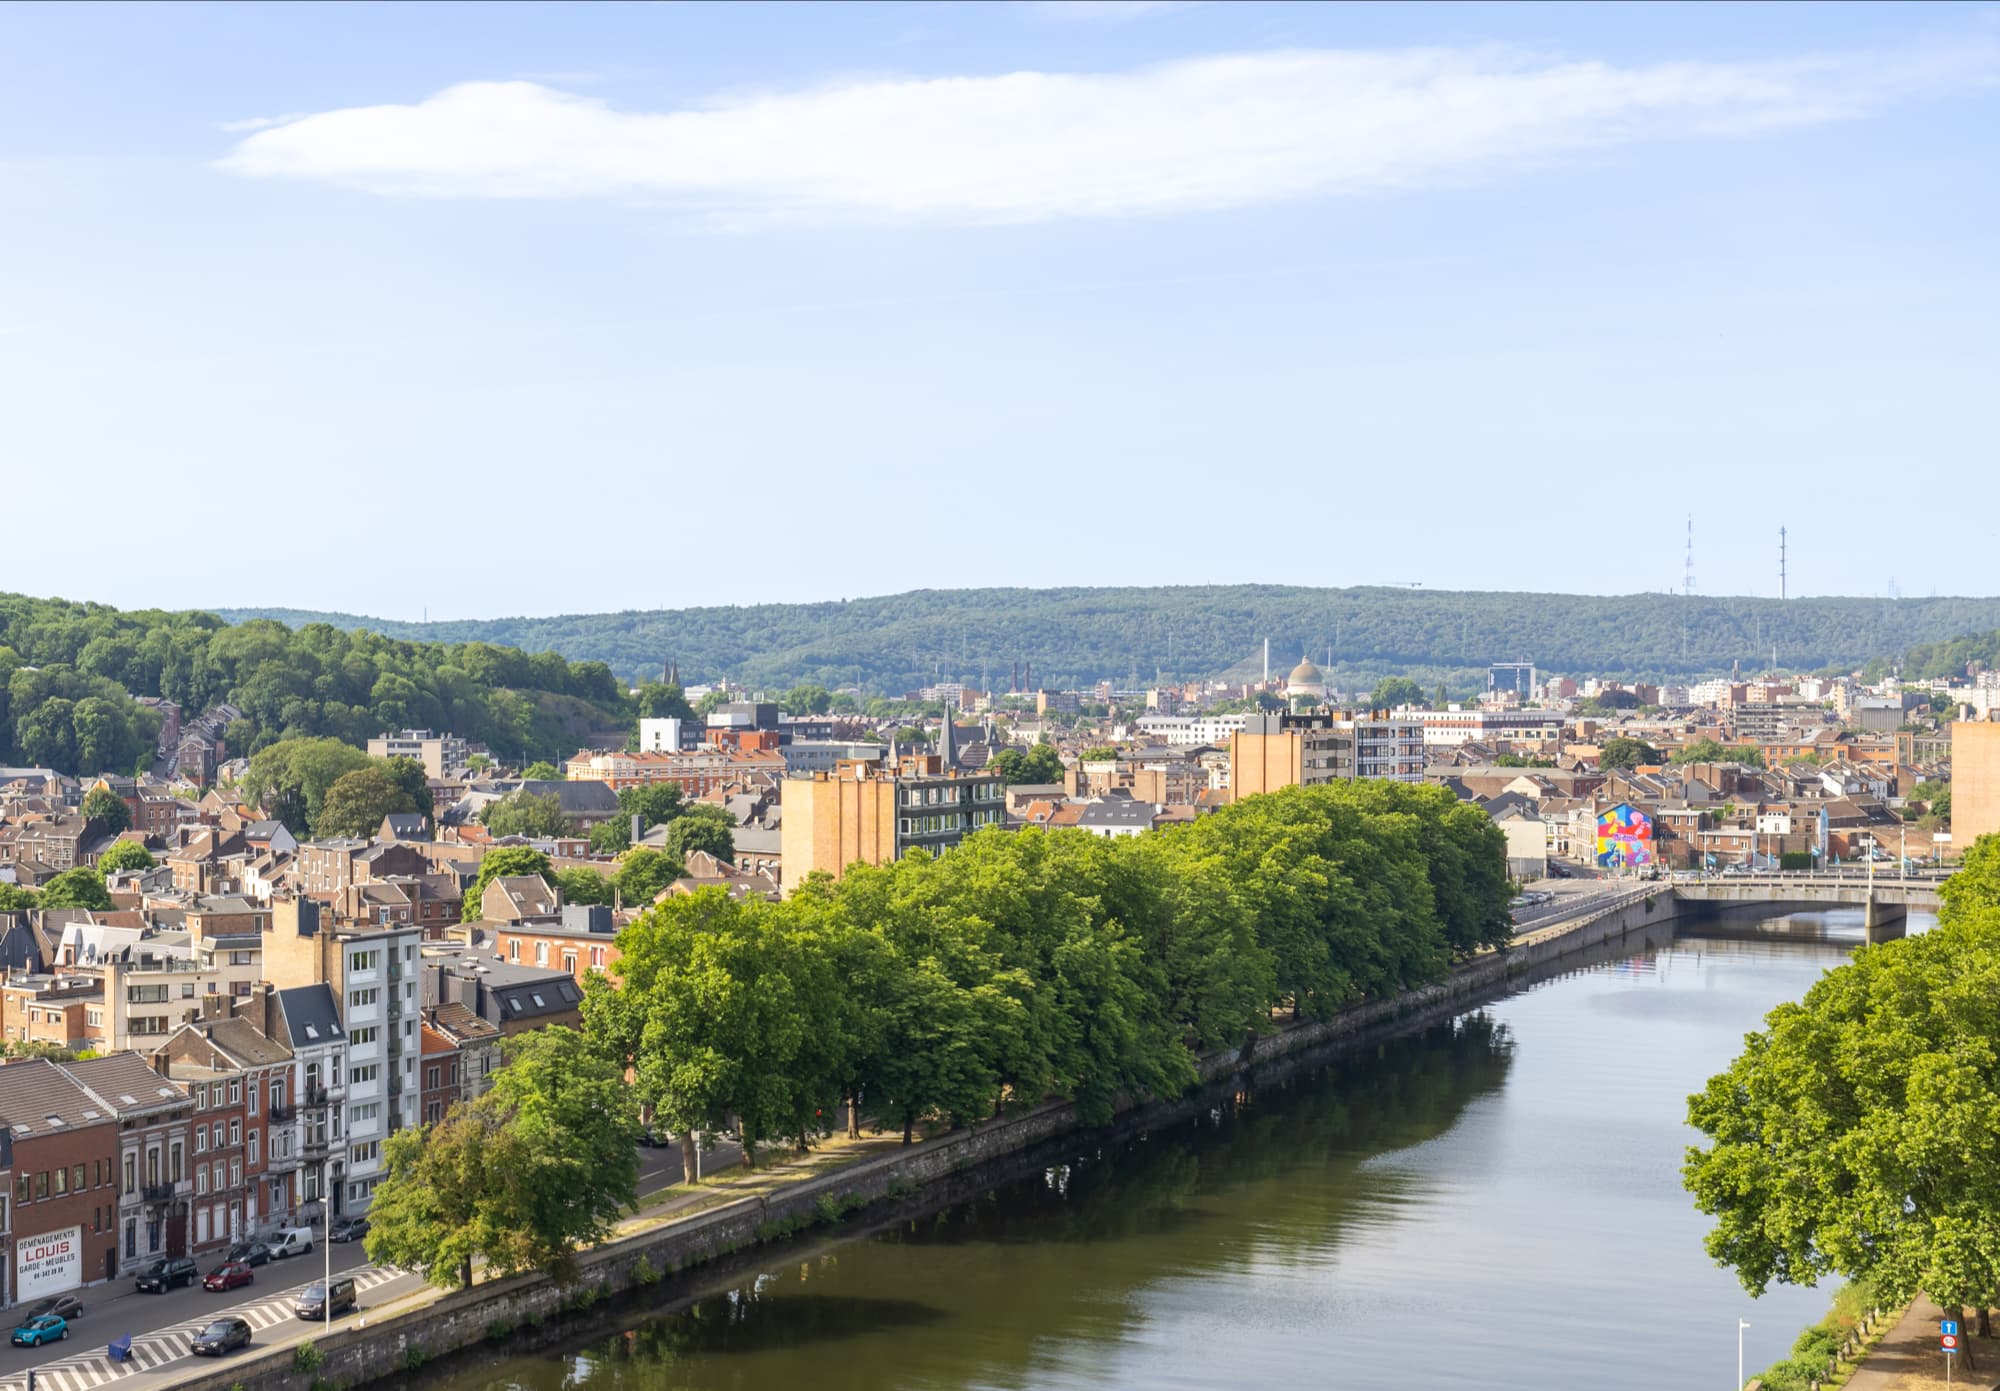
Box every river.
[431,909,1907,1391]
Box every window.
[508,939,521,962]
[196,1127,208,1154]
[229,1119,241,1145]
[15,1175,28,1205]
[349,949,380,973]
[211,1122,223,1148]
[350,988,379,1008]
[247,1085,257,1116]
[52,1168,65,1196]
[181,983,195,999]
[535,942,549,967]
[123,1154,135,1193]
[350,1141,378,1165]
[352,1064,378,1084]
[170,1142,183,1182]
[230,1159,241,1187]
[34,1172,47,1200]
[350,1026,377,1046]
[195,1083,208,1109]
[425,1066,439,1088]
[247,1129,259,1162]
[229,1080,242,1104]
[196,1168,208,1196]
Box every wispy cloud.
[217,112,306,133]
[216,37,1998,224]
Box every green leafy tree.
[1369,677,1425,710]
[1912,778,1952,820]
[96,841,156,875]
[664,805,735,863]
[39,867,114,911]
[521,761,561,782]
[466,754,494,775]
[634,682,695,722]
[1598,737,1663,771]
[0,885,38,912]
[612,848,683,907]
[366,1027,637,1287]
[461,847,554,921]
[553,866,613,907]
[480,790,572,840]
[1674,738,1764,768]
[1685,844,2000,1351]
[313,762,429,839]
[782,684,833,717]
[587,818,632,855]
[81,786,130,835]
[241,737,372,834]
[989,744,1064,785]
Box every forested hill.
[0,594,632,776]
[219,586,2000,693]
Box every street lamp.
[1739,1318,1750,1389]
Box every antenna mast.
[1683,516,1695,598]
[1779,526,1787,601]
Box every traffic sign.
[1942,1320,1960,1336]
[1943,1333,1959,1353]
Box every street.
[0,1134,748,1391]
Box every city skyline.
[3,1,1996,617]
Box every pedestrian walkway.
[1839,1297,1998,1391]
[0,1266,402,1391]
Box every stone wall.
[151,890,1689,1391]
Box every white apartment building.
[1405,708,1567,748]
[1132,714,1249,748]
[97,932,266,1052]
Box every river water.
[434,910,1903,1391]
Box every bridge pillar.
[1865,891,1908,944]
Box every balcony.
[141,1181,176,1205]
[305,1085,344,1109]
[268,1102,296,1123]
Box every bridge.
[1669,868,1946,943]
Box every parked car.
[268,1227,314,1259]
[135,1256,199,1292]
[24,1294,83,1322]
[294,1276,357,1322]
[223,1241,271,1267]
[328,1216,370,1243]
[191,1316,252,1356]
[10,1313,67,1347]
[203,1261,255,1292]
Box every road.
[0,1133,746,1391]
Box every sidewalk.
[1842,1298,1998,1391]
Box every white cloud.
[216,39,1996,223]
[218,112,307,133]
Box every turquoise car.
[11,1312,68,1347]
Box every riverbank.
[133,886,1690,1391]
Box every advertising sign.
[15,1224,81,1301]
[1595,803,1655,870]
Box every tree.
[521,761,561,782]
[664,805,734,863]
[366,1027,638,1288]
[1913,779,1952,820]
[1080,745,1119,761]
[39,867,114,911]
[240,737,373,834]
[635,681,695,722]
[1685,847,2000,1351]
[0,885,38,912]
[96,841,156,875]
[782,684,833,717]
[553,866,613,907]
[612,848,683,907]
[1369,677,1425,710]
[466,754,494,775]
[81,786,130,835]
[1599,737,1663,771]
[313,762,428,839]
[1674,738,1763,768]
[989,744,1064,786]
[588,818,632,855]
[461,847,554,921]
[481,790,571,839]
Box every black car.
[25,1295,83,1322]
[191,1316,252,1356]
[223,1241,271,1267]
[134,1256,199,1293]
[328,1217,370,1243]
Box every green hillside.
[218,586,2000,694]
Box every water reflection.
[431,925,1853,1391]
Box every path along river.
[431,908,1908,1391]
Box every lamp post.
[1739,1318,1750,1389]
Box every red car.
[202,1261,254,1293]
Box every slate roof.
[68,1052,188,1117]
[0,1059,115,1135]
[274,984,346,1051]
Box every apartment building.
[69,1052,197,1274]
[1230,711,1428,797]
[99,931,264,1052]
[261,900,418,1216]
[780,755,1006,886]
[366,730,471,779]
[150,1005,295,1248]
[0,1061,124,1303]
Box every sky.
[3,1,1997,620]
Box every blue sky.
[3,1,1996,619]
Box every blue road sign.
[1942,1320,1960,1336]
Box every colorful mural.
[1595,802,1654,869]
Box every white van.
[269,1227,315,1259]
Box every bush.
[485,1319,513,1342]
[403,1346,428,1372]
[294,1342,324,1374]
[632,1254,661,1287]
[1791,1326,1841,1362]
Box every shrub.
[294,1341,324,1374]
[404,1346,428,1371]
[485,1319,514,1342]
[632,1254,661,1287]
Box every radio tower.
[1683,516,1695,598]
[1779,526,1788,600]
